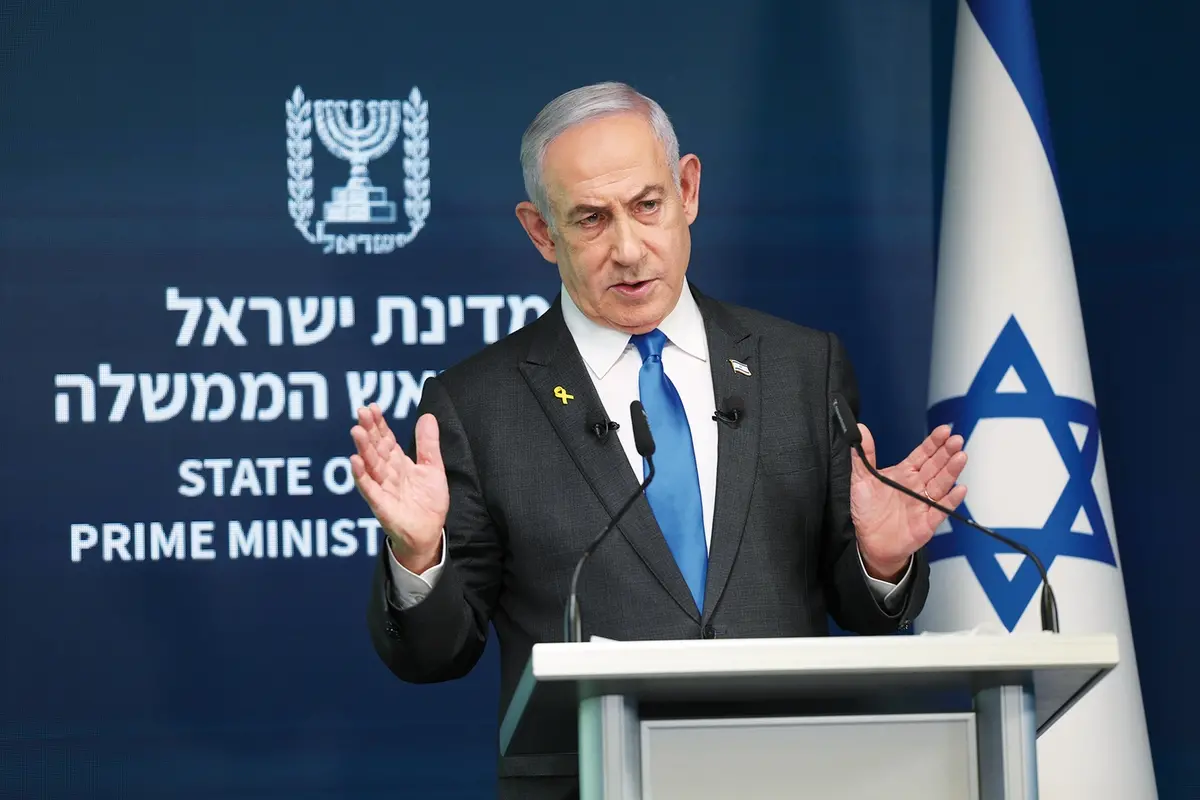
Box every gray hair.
[519,82,681,228]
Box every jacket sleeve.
[818,332,930,635]
[366,375,505,683]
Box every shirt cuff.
[858,547,914,614]
[386,530,447,609]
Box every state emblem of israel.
[285,85,430,255]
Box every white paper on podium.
[916,622,1010,637]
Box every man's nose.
[610,214,647,267]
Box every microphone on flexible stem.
[829,392,1060,634]
[565,400,656,643]
[713,396,744,427]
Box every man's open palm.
[350,404,449,571]
[850,423,968,579]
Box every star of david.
[925,315,1117,631]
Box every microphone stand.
[564,458,655,643]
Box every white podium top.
[500,633,1118,756]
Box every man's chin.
[602,286,674,333]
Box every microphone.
[565,400,656,643]
[590,419,620,441]
[829,392,1060,634]
[713,396,744,427]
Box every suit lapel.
[695,289,761,622]
[518,301,702,622]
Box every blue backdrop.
[0,0,1194,797]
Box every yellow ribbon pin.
[553,386,575,405]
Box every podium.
[499,633,1118,799]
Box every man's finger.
[350,453,388,513]
[924,483,968,531]
[903,424,952,472]
[916,433,964,487]
[352,423,408,486]
[414,414,444,470]
[350,426,384,478]
[364,405,404,469]
[360,403,398,455]
[929,483,968,517]
[924,450,968,500]
[358,404,383,442]
[861,423,876,463]
[850,423,875,482]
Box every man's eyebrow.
[567,200,609,218]
[567,184,665,218]
[630,184,665,202]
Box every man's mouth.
[612,279,656,297]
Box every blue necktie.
[630,329,707,612]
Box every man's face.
[516,112,701,334]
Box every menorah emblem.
[314,99,402,224]
[286,85,430,255]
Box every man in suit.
[352,82,968,798]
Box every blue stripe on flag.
[965,0,1058,179]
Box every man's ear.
[678,153,701,225]
[515,201,558,263]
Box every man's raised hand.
[849,423,968,581]
[350,405,449,574]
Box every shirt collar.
[560,279,709,380]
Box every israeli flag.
[920,1,1158,796]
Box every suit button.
[702,624,716,639]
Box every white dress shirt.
[387,281,912,612]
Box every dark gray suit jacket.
[366,284,929,799]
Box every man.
[352,82,967,799]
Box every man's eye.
[578,213,600,227]
[640,200,659,212]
